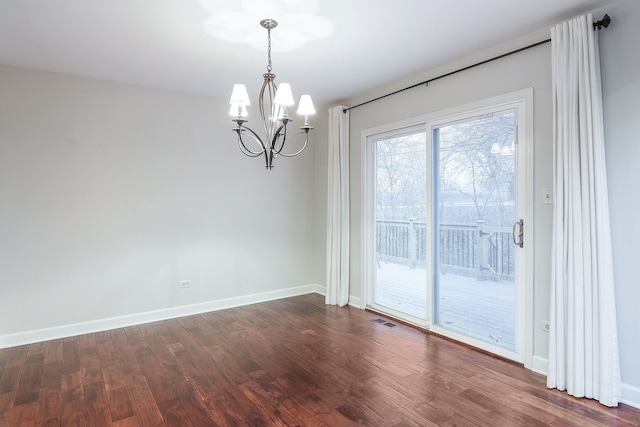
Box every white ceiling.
[0,0,616,105]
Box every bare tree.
[437,111,516,226]
[375,132,427,221]
[374,110,516,227]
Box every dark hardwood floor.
[1,294,639,426]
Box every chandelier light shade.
[272,83,294,106]
[229,19,315,170]
[229,84,251,106]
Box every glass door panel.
[433,110,517,351]
[372,129,428,322]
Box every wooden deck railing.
[376,219,515,280]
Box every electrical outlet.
[180,280,191,289]
[543,321,550,332]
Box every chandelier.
[229,19,316,170]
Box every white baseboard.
[531,355,549,375]
[528,356,640,409]
[311,285,363,309]
[622,383,640,409]
[0,284,317,349]
[348,295,363,309]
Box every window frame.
[361,88,534,366]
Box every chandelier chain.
[267,28,272,73]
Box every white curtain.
[325,106,350,306]
[548,13,621,407]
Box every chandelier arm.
[235,127,267,157]
[237,126,272,167]
[275,131,310,157]
[270,123,287,154]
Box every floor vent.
[373,318,397,327]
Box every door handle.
[512,219,524,248]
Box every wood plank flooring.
[1,293,638,426]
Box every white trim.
[360,89,535,365]
[532,355,549,375]
[347,295,364,309]
[313,284,327,295]
[361,89,534,141]
[0,284,318,349]
[304,283,364,309]
[522,88,535,371]
[531,356,640,409]
[361,130,376,315]
[621,384,640,409]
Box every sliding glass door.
[370,126,428,324]
[365,93,529,361]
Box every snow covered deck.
[374,262,516,350]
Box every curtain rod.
[342,39,549,113]
[343,13,611,114]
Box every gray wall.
[314,0,639,406]
[0,65,317,342]
[598,0,640,404]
